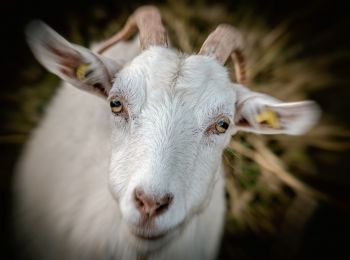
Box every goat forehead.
[132,47,235,105]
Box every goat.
[13,6,320,260]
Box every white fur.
[14,22,320,260]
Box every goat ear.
[234,88,321,135]
[26,21,122,98]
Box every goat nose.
[134,189,173,219]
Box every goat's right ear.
[26,21,122,98]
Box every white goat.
[14,6,320,260]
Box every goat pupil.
[110,100,121,108]
[218,120,229,129]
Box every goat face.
[108,47,235,249]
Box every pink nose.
[134,188,173,220]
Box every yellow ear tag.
[255,108,280,129]
[76,64,90,81]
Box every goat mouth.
[128,224,178,242]
[127,220,186,243]
[131,231,167,241]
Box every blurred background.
[1,0,349,259]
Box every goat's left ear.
[26,21,122,98]
[234,86,321,135]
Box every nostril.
[134,189,145,210]
[155,194,173,215]
[155,203,168,214]
[135,198,144,208]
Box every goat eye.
[215,117,230,133]
[110,99,123,114]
